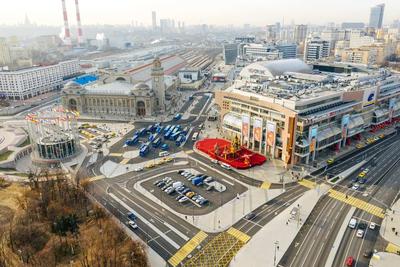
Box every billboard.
[308,125,318,153]
[362,87,377,107]
[241,114,250,146]
[341,114,350,139]
[389,98,396,120]
[266,121,276,148]
[253,117,263,143]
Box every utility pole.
[274,240,279,266]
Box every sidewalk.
[369,252,400,267]
[230,184,330,267]
[380,196,400,247]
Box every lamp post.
[274,240,279,266]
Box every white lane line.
[109,192,181,249]
[222,178,235,186]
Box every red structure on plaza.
[195,137,266,169]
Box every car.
[192,195,200,201]
[176,195,185,201]
[358,222,367,230]
[159,151,170,157]
[345,256,354,267]
[358,172,366,178]
[199,199,209,205]
[166,188,175,195]
[186,192,195,198]
[359,178,367,184]
[363,168,370,173]
[348,218,357,229]
[178,196,189,203]
[182,188,191,194]
[352,177,359,183]
[356,143,364,149]
[157,181,166,188]
[178,170,185,174]
[373,136,379,141]
[211,159,218,163]
[127,212,136,220]
[220,162,232,170]
[164,186,173,192]
[356,229,364,237]
[161,184,170,190]
[128,220,138,229]
[363,250,373,258]
[245,212,256,220]
[347,183,354,188]
[181,171,189,176]
[204,177,214,183]
[369,222,376,230]
[163,157,173,162]
[146,163,155,168]
[134,167,143,172]
[176,185,185,192]
[153,180,161,185]
[327,158,334,165]
[379,134,385,139]
[352,184,360,190]
[163,177,172,183]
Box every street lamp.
[274,240,280,266]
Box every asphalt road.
[279,134,400,267]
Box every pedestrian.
[286,221,288,226]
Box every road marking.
[185,150,194,154]
[109,193,181,249]
[298,179,316,189]
[168,231,208,267]
[110,152,123,157]
[227,227,251,243]
[260,180,271,190]
[120,158,130,164]
[328,189,385,218]
[222,178,234,186]
[386,243,400,254]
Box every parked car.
[186,192,195,198]
[157,181,166,188]
[176,195,185,201]
[348,218,357,229]
[363,250,373,258]
[220,162,231,170]
[369,222,376,230]
[352,184,360,190]
[178,196,189,203]
[153,180,161,185]
[204,177,214,183]
[199,199,209,205]
[358,222,367,230]
[182,188,191,194]
[128,220,138,229]
[356,229,364,238]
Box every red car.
[345,256,354,266]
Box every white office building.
[0,60,80,100]
[304,37,331,62]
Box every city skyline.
[1,0,399,27]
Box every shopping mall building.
[215,59,400,167]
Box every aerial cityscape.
[0,1,400,266]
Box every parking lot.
[142,168,247,216]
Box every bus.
[164,130,173,139]
[173,113,182,121]
[139,142,151,157]
[148,133,158,142]
[138,128,146,136]
[152,137,162,148]
[176,135,186,146]
[192,132,199,141]
[181,126,189,135]
[156,125,163,133]
[170,131,181,141]
[163,125,171,133]
[125,134,139,146]
[146,124,155,133]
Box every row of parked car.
[153,176,209,206]
[178,170,214,190]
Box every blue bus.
[139,142,150,157]
[170,131,182,141]
[125,134,139,146]
[173,113,182,121]
[163,125,171,133]
[156,125,163,133]
[175,125,182,131]
[148,133,158,142]
[152,137,161,148]
[181,126,189,135]
[176,135,186,146]
[164,130,172,139]
[146,124,155,133]
[138,128,146,136]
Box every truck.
[173,113,182,121]
[192,177,204,186]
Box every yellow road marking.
[110,153,123,157]
[185,150,194,154]
[260,181,271,190]
[328,189,385,218]
[120,158,130,164]
[298,179,316,189]
[386,243,400,254]
[227,227,251,243]
[168,231,208,267]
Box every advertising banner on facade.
[241,114,250,146]
[341,114,350,146]
[266,121,276,148]
[253,117,263,143]
[308,125,318,153]
[362,87,377,107]
[389,98,396,120]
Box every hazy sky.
[1,0,399,27]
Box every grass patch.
[330,177,339,183]
[17,138,30,147]
[0,150,13,161]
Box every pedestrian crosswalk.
[227,227,251,243]
[109,153,123,157]
[168,231,208,267]
[260,181,271,190]
[120,158,130,164]
[328,189,385,218]
[298,179,316,189]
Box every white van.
[220,162,231,170]
[348,218,357,229]
[159,151,169,157]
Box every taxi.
[356,143,364,149]
[327,158,334,165]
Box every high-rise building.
[341,22,365,29]
[152,11,157,30]
[369,4,385,29]
[276,43,298,59]
[223,43,238,65]
[304,37,330,62]
[294,24,308,44]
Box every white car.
[134,167,143,172]
[369,222,376,230]
[178,196,189,203]
[211,159,218,164]
[128,220,138,229]
[220,162,231,170]
[159,151,170,157]
[356,229,364,238]
[352,184,360,190]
